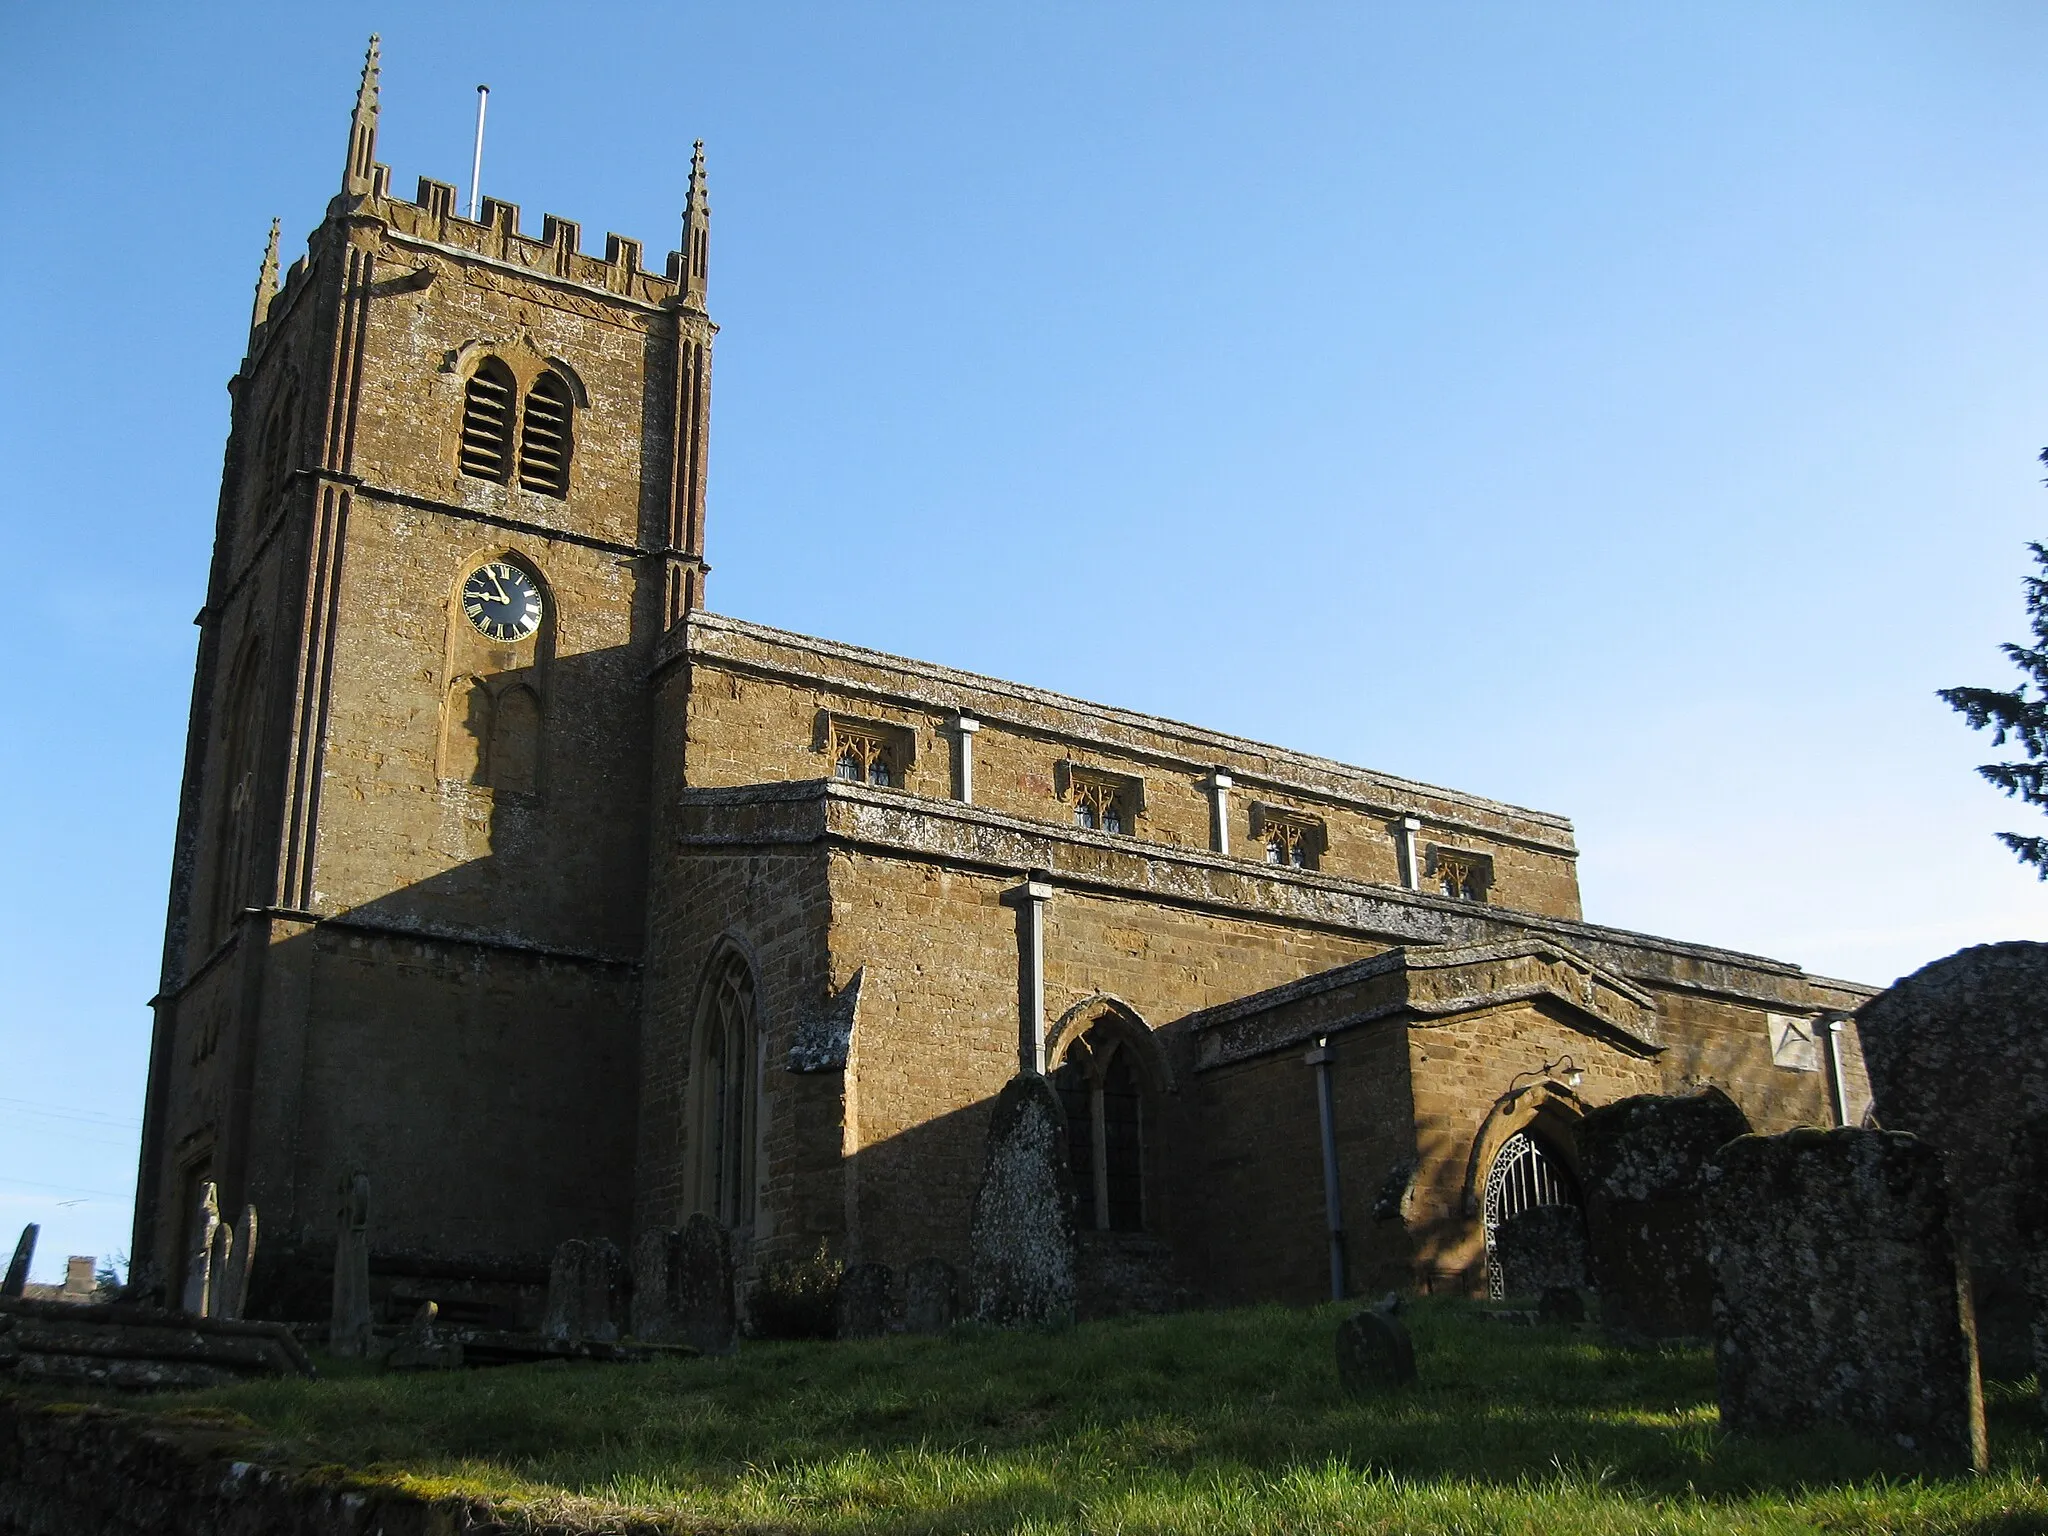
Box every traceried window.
[1430,846,1492,903]
[1054,1021,1147,1232]
[459,358,516,483]
[517,371,574,498]
[831,722,897,787]
[693,948,759,1228]
[1255,808,1322,870]
[1070,774,1129,835]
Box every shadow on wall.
[148,639,652,1325]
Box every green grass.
[146,1300,2048,1533]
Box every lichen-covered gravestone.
[1579,1087,1749,1341]
[969,1074,1077,1328]
[673,1213,737,1356]
[543,1238,625,1343]
[904,1256,959,1335]
[1334,1304,1416,1395]
[2012,1114,2048,1419]
[629,1227,684,1343]
[834,1262,894,1339]
[1704,1128,1986,1472]
[1856,941,2048,1379]
[1491,1205,1587,1296]
[330,1171,374,1357]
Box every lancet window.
[692,948,759,1228]
[1054,1021,1147,1232]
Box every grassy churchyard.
[119,1298,2047,1535]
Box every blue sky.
[4,3,2046,1281]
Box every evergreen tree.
[1939,478,2048,876]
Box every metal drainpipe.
[1822,1013,1853,1127]
[1305,1036,1346,1301]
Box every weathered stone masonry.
[134,41,1877,1324]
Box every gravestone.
[1335,1303,1416,1395]
[969,1073,1077,1328]
[2013,1114,2048,1418]
[213,1205,258,1322]
[1578,1087,1749,1341]
[329,1171,374,1357]
[904,1256,959,1335]
[543,1238,624,1343]
[629,1227,683,1343]
[181,1183,222,1318]
[386,1300,462,1371]
[1704,1127,1985,1472]
[834,1262,894,1339]
[1856,941,2048,1378]
[1,1225,36,1299]
[673,1213,737,1356]
[1491,1205,1587,1295]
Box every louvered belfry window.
[459,359,516,483]
[518,371,573,497]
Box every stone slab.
[1704,1128,1985,1472]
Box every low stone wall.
[0,1393,645,1536]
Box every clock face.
[461,561,544,642]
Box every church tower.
[135,40,715,1309]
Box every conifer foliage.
[1940,479,2048,876]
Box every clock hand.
[488,571,511,603]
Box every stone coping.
[1178,937,1660,1034]
[673,780,1876,1011]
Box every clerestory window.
[831,721,898,787]
[1069,773,1131,835]
[1429,845,1493,903]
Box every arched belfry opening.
[1052,1010,1158,1233]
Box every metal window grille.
[1482,1130,1575,1299]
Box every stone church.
[134,43,1875,1325]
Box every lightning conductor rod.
[468,85,490,221]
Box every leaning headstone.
[1704,1128,1986,1472]
[1,1225,37,1299]
[1857,941,2048,1378]
[181,1183,222,1318]
[969,1073,1076,1328]
[1579,1087,1750,1341]
[672,1213,737,1357]
[543,1238,624,1343]
[329,1171,374,1357]
[834,1262,894,1339]
[213,1205,258,1322]
[904,1256,960,1335]
[1491,1205,1587,1295]
[1335,1302,1416,1395]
